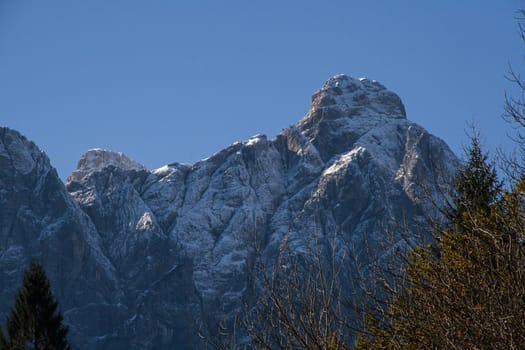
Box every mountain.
[0,75,459,349]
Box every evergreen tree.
[355,137,525,349]
[1,260,70,350]
[0,329,6,349]
[451,134,501,228]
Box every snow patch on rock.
[136,211,154,231]
[323,146,366,176]
[68,149,146,183]
[310,74,406,119]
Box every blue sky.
[1,1,524,180]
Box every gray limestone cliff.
[0,75,459,349]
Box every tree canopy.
[0,260,70,350]
[355,138,525,349]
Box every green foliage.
[452,135,501,221]
[356,138,525,349]
[1,260,71,350]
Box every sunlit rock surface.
[0,75,459,349]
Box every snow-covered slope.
[0,75,459,349]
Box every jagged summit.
[306,74,406,119]
[68,148,146,183]
[0,75,460,349]
[0,127,50,176]
[296,74,408,161]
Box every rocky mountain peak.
[67,148,146,183]
[297,74,408,161]
[0,74,460,349]
[0,127,50,176]
[308,74,406,119]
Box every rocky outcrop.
[0,128,118,346]
[0,75,459,349]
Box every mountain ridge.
[0,74,459,349]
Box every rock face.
[0,128,118,346]
[0,75,459,349]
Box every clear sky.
[1,1,524,180]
